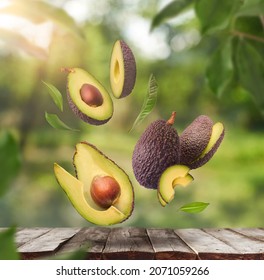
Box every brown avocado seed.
[90,176,121,209]
[80,84,103,107]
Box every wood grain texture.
[175,228,241,260]
[147,228,196,260]
[204,228,264,260]
[18,228,80,259]
[16,228,51,247]
[231,228,264,242]
[103,227,154,260]
[59,227,110,259]
[3,227,264,260]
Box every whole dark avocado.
[132,112,180,189]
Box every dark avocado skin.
[189,129,225,169]
[132,119,180,189]
[179,115,213,165]
[119,40,136,98]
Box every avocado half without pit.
[64,68,113,125]
[110,40,136,98]
[54,142,134,225]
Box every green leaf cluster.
[42,81,79,131]
[151,0,264,112]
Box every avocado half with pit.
[65,68,113,125]
[54,142,134,225]
[110,40,136,98]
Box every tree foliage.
[152,0,264,114]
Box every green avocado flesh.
[67,68,113,125]
[189,122,225,169]
[180,115,213,165]
[158,165,192,205]
[54,142,134,225]
[110,40,136,98]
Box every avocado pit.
[80,83,103,107]
[90,175,121,209]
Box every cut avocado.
[110,40,136,98]
[180,115,213,165]
[54,142,134,225]
[157,173,194,207]
[157,165,192,205]
[189,122,225,169]
[65,68,113,125]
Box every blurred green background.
[0,0,264,229]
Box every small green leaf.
[45,112,78,131]
[0,130,21,197]
[179,202,209,213]
[195,0,241,34]
[0,227,20,260]
[206,38,234,97]
[42,81,63,112]
[235,39,264,112]
[129,74,158,132]
[151,0,193,30]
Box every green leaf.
[151,0,194,30]
[179,202,209,213]
[195,0,241,34]
[234,16,264,39]
[206,39,234,97]
[0,227,20,260]
[45,112,78,131]
[129,74,158,132]
[42,81,63,112]
[0,131,21,197]
[237,0,264,16]
[235,39,264,113]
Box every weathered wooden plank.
[16,228,51,247]
[231,228,264,242]
[18,228,80,259]
[175,228,240,260]
[147,228,196,260]
[58,227,110,259]
[204,228,264,260]
[103,228,154,260]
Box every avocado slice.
[189,122,225,169]
[180,115,213,165]
[157,165,193,206]
[66,68,113,125]
[110,40,136,98]
[54,142,134,225]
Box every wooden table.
[8,227,264,260]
